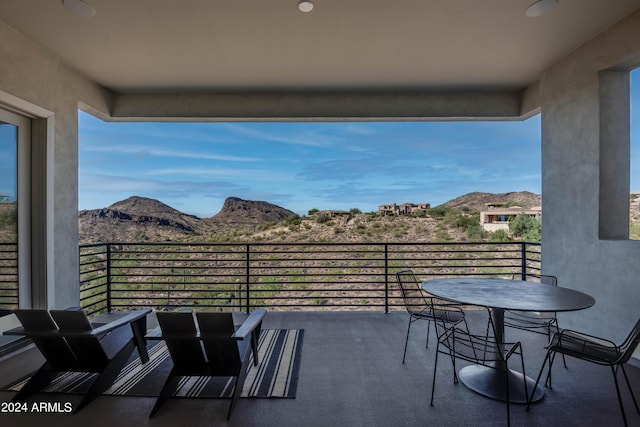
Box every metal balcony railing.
[78,241,541,316]
[0,243,18,310]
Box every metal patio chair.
[430,305,527,427]
[527,318,640,426]
[395,270,468,363]
[505,274,567,367]
[504,274,560,338]
[148,308,266,420]
[7,308,151,413]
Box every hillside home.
[480,203,542,232]
[378,202,431,216]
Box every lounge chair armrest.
[91,308,152,336]
[3,325,51,337]
[233,309,266,339]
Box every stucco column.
[47,103,81,309]
[540,46,640,344]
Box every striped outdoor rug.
[5,329,303,398]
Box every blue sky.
[77,72,640,218]
[78,117,543,217]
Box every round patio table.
[422,277,595,403]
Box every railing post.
[384,243,389,313]
[106,244,112,313]
[520,241,527,280]
[245,244,250,313]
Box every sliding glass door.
[0,108,30,310]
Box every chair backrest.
[512,274,558,286]
[156,311,242,376]
[14,309,108,370]
[395,270,430,315]
[619,317,640,364]
[538,275,558,286]
[50,310,109,368]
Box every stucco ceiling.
[1,0,640,94]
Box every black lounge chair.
[6,308,151,413]
[148,308,267,420]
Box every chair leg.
[611,365,630,427]
[504,358,511,427]
[149,370,182,418]
[528,350,551,411]
[227,376,243,420]
[76,340,136,413]
[620,364,640,414]
[446,335,458,383]
[550,323,567,368]
[402,316,413,363]
[228,344,255,420]
[545,351,557,389]
[251,329,261,366]
[11,364,58,402]
[425,319,431,349]
[430,341,441,406]
[519,346,529,407]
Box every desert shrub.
[488,229,511,242]
[509,214,541,242]
[426,206,450,218]
[454,215,478,230]
[436,227,452,241]
[466,225,484,241]
[284,214,301,225]
[316,213,331,224]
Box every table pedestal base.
[458,364,544,403]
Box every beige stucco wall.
[0,20,112,309]
[540,10,640,348]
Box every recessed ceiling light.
[63,0,96,18]
[298,1,314,13]
[526,0,558,17]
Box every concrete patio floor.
[0,311,638,427]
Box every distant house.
[0,193,11,203]
[378,202,430,216]
[316,209,351,218]
[480,202,541,232]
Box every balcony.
[1,242,638,425]
[1,310,638,426]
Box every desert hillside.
[77,191,640,244]
[442,191,540,211]
[78,192,534,244]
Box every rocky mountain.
[78,196,295,243]
[441,191,541,211]
[209,197,295,225]
[78,196,210,243]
